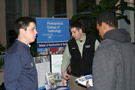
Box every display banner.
[36,18,70,53]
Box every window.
[75,0,96,14]
[6,0,21,47]
[29,0,41,17]
[134,1,135,42]
[47,0,66,18]
[6,0,20,13]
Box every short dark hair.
[70,21,84,32]
[96,11,118,28]
[15,17,36,35]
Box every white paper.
[76,74,93,86]
[51,54,63,73]
[36,62,50,88]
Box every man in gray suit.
[87,11,135,90]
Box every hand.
[86,80,91,88]
[62,72,70,80]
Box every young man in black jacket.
[61,21,99,90]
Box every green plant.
[71,0,135,39]
[0,43,5,67]
[0,43,6,55]
[0,58,4,67]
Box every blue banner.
[37,42,68,48]
[36,18,70,53]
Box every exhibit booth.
[36,18,70,90]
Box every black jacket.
[68,35,96,77]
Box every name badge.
[31,63,33,67]
[85,45,90,48]
[72,47,76,49]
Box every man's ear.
[19,28,25,34]
[79,29,83,33]
[101,22,108,30]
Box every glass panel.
[6,0,21,47]
[29,0,41,16]
[48,0,66,17]
[6,14,18,30]
[55,0,66,14]
[134,1,135,42]
[6,14,19,47]
[53,15,67,18]
[6,0,20,12]
[76,0,96,13]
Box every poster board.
[36,18,70,55]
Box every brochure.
[75,74,93,87]
[45,72,67,88]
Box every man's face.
[70,27,82,40]
[23,22,38,44]
[96,23,104,38]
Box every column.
[66,0,74,19]
[41,0,48,17]
[22,0,29,16]
[0,0,6,46]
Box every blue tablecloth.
[38,86,45,90]
[55,86,70,90]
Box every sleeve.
[61,45,71,72]
[4,53,23,90]
[89,50,116,90]
[87,87,95,90]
